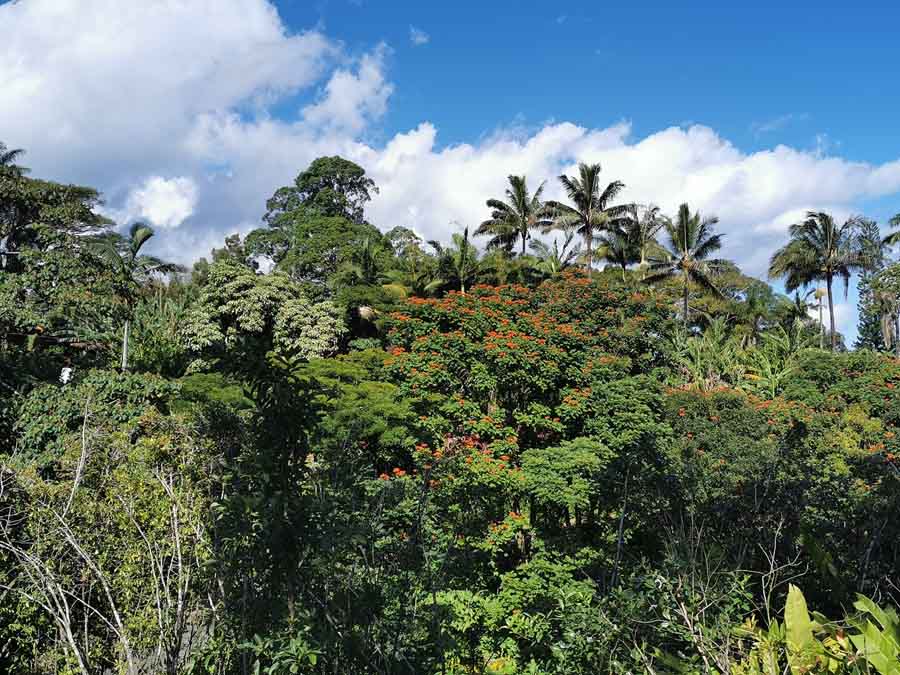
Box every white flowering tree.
[182,261,346,374]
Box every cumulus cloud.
[350,123,900,279]
[409,26,430,46]
[0,0,337,190]
[116,176,199,229]
[302,44,393,134]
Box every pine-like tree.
[855,275,885,350]
[855,218,886,350]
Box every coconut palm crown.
[0,142,28,177]
[475,175,552,255]
[428,226,479,294]
[644,203,727,327]
[543,162,628,277]
[768,211,863,351]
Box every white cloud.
[302,44,393,134]
[409,26,430,46]
[348,122,900,278]
[0,0,338,191]
[116,176,199,229]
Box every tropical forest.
[2,142,900,675]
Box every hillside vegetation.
[1,146,899,674]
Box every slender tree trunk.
[585,230,592,279]
[827,276,836,351]
[683,276,690,328]
[818,296,824,349]
[120,319,130,371]
[611,472,629,589]
[521,233,527,256]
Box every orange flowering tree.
[360,275,681,665]
[383,276,675,451]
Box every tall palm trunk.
[683,273,690,328]
[826,275,836,351]
[120,318,130,371]
[585,233,592,279]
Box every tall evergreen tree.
[856,276,886,350]
[855,218,886,350]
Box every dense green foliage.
[2,149,900,674]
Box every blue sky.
[3,0,900,343]
[286,0,900,162]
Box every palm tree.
[544,163,627,278]
[870,266,900,358]
[781,290,814,326]
[428,226,479,294]
[95,223,184,370]
[768,212,863,351]
[335,237,386,286]
[596,225,635,281]
[881,213,900,247]
[875,287,900,358]
[626,204,667,274]
[479,249,535,286]
[528,232,581,279]
[644,203,727,327]
[740,281,775,344]
[0,142,28,176]
[475,175,551,255]
[382,254,442,298]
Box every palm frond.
[642,270,676,285]
[692,233,724,260]
[128,223,155,257]
[598,180,626,206]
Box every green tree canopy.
[264,156,378,225]
[182,260,346,376]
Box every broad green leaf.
[785,584,817,674]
